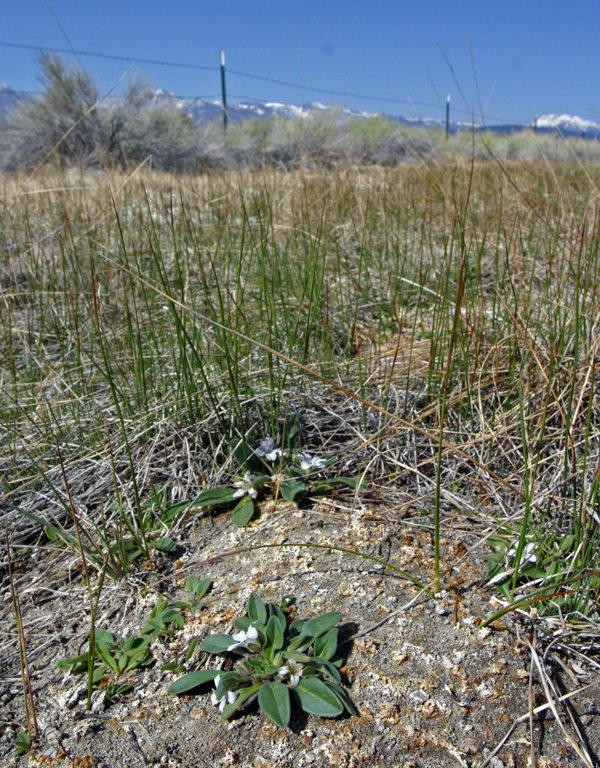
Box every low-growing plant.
[169,593,354,728]
[485,528,600,615]
[57,582,211,699]
[13,732,31,758]
[159,417,366,529]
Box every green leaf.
[267,603,287,636]
[45,525,58,541]
[281,414,301,452]
[258,681,291,728]
[14,507,79,551]
[233,617,253,632]
[293,677,343,718]
[288,612,342,650]
[221,683,261,719]
[185,638,198,663]
[14,732,31,757]
[200,634,235,654]
[92,665,108,683]
[285,465,305,479]
[264,615,284,660]
[57,652,89,671]
[95,629,115,645]
[160,609,185,627]
[191,487,239,507]
[155,537,176,552]
[161,501,191,522]
[168,669,220,694]
[231,494,255,527]
[122,636,150,655]
[313,628,338,660]
[302,612,342,639]
[150,597,168,618]
[560,534,575,553]
[323,681,356,715]
[248,593,268,625]
[280,478,306,503]
[124,651,152,671]
[288,619,306,638]
[300,666,318,677]
[232,439,264,474]
[487,558,504,579]
[96,643,119,674]
[282,650,311,663]
[307,656,341,682]
[195,578,212,600]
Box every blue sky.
[1,0,598,125]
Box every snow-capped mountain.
[2,82,599,138]
[150,90,365,124]
[153,90,600,138]
[533,114,600,136]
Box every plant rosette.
[169,593,354,728]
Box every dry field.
[1,158,600,767]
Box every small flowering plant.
[177,442,364,531]
[168,593,354,728]
[485,534,542,598]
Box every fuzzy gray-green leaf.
[231,493,255,527]
[258,681,291,728]
[313,628,338,660]
[248,592,268,624]
[293,677,344,717]
[191,487,239,507]
[200,634,235,654]
[168,669,220,694]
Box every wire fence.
[0,38,532,126]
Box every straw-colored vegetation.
[2,101,600,760]
[2,159,600,605]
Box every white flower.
[300,453,327,472]
[227,624,260,652]
[233,471,258,499]
[256,439,284,463]
[211,683,238,712]
[256,437,275,456]
[278,659,303,689]
[506,541,537,565]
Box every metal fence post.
[220,50,228,129]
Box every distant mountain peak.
[1,83,598,138]
[534,113,600,133]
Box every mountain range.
[2,83,599,139]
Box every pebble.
[91,691,106,714]
[409,689,429,704]
[435,604,449,616]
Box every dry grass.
[1,158,600,761]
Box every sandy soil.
[1,499,599,768]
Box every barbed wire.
[0,39,526,124]
[0,40,219,72]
